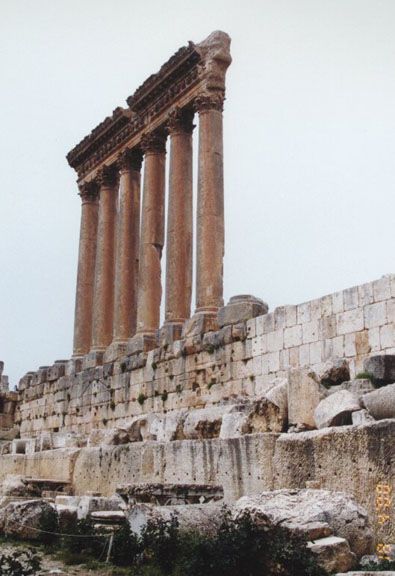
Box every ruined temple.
[0,31,394,574]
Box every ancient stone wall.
[0,362,17,437]
[14,274,394,437]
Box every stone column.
[106,149,143,361]
[192,94,225,332]
[72,182,99,357]
[90,165,118,357]
[161,109,194,344]
[128,130,167,354]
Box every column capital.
[78,181,99,203]
[194,92,224,113]
[96,164,118,187]
[141,129,167,154]
[167,107,195,135]
[116,148,143,173]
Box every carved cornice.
[117,148,143,172]
[67,31,231,180]
[141,129,167,154]
[78,181,99,202]
[194,93,224,113]
[96,165,118,187]
[167,107,195,135]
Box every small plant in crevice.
[137,393,146,406]
[151,361,158,370]
[161,390,168,403]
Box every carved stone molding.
[194,92,224,113]
[141,129,167,154]
[96,165,118,187]
[117,148,143,172]
[78,181,99,202]
[167,107,195,135]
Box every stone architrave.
[130,130,166,353]
[90,165,118,353]
[107,148,142,360]
[162,108,194,343]
[72,181,99,356]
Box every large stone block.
[314,390,361,428]
[217,295,268,329]
[362,383,395,419]
[364,355,395,385]
[288,369,327,429]
[307,536,356,573]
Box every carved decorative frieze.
[167,107,195,135]
[141,129,167,154]
[117,148,143,172]
[194,93,224,113]
[67,31,231,181]
[78,181,99,202]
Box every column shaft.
[91,167,118,351]
[135,132,166,335]
[196,99,225,313]
[112,150,142,343]
[72,183,99,356]
[164,111,194,326]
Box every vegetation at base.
[37,508,328,576]
[354,559,395,571]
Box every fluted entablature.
[69,31,231,360]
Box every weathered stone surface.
[364,355,395,385]
[307,536,356,573]
[217,295,268,328]
[88,427,130,447]
[362,383,395,419]
[219,412,249,438]
[314,390,361,429]
[318,357,351,386]
[0,499,57,540]
[150,410,188,442]
[352,409,375,425]
[233,489,373,558]
[288,369,327,429]
[183,406,230,439]
[0,475,36,497]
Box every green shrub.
[137,393,146,405]
[110,521,141,567]
[38,506,59,545]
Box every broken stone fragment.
[363,354,395,385]
[307,536,357,573]
[362,383,395,420]
[0,499,58,541]
[351,409,375,425]
[217,295,268,328]
[314,390,361,429]
[288,369,327,429]
[88,427,130,447]
[317,357,351,387]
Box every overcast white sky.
[0,0,394,385]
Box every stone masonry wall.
[15,274,395,437]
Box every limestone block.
[307,536,356,573]
[364,355,395,385]
[183,405,233,439]
[316,357,350,387]
[337,309,364,335]
[365,302,387,329]
[314,390,361,428]
[284,325,302,348]
[288,369,327,429]
[380,324,395,349]
[219,412,250,438]
[362,383,395,419]
[149,410,187,442]
[0,499,58,541]
[338,379,375,398]
[217,295,268,328]
[88,427,130,447]
[233,489,373,558]
[351,409,375,425]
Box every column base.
[82,350,104,369]
[158,322,184,347]
[126,333,158,355]
[182,311,219,338]
[103,341,128,363]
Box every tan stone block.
[337,308,364,335]
[309,341,322,365]
[257,313,275,335]
[252,335,267,357]
[246,318,256,339]
[373,276,391,302]
[284,325,302,348]
[297,302,311,324]
[266,330,283,352]
[274,307,287,330]
[343,286,359,311]
[391,273,395,297]
[285,305,297,327]
[380,324,395,349]
[387,299,395,323]
[355,330,371,356]
[364,301,387,328]
[302,320,319,344]
[262,352,279,375]
[289,346,299,368]
[319,295,332,317]
[358,282,374,307]
[279,349,290,371]
[319,315,337,339]
[332,291,344,314]
[299,344,310,367]
[322,339,333,361]
[288,368,326,428]
[310,299,322,321]
[344,333,356,357]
